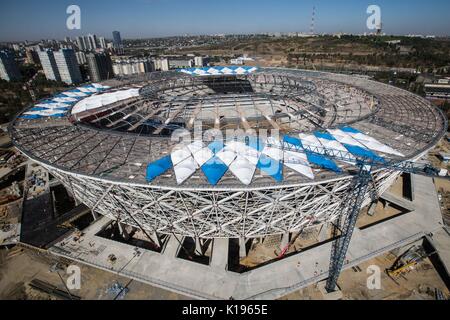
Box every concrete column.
[164,235,182,258]
[211,238,229,269]
[280,233,289,250]
[195,236,203,256]
[239,237,247,259]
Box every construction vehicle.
[386,245,435,279]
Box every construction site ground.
[280,250,450,300]
[0,247,190,300]
[1,170,449,300]
[1,238,449,300]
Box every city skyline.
[1,0,450,42]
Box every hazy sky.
[0,0,449,41]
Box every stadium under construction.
[8,67,448,299]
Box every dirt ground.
[1,237,449,300]
[0,247,190,300]
[281,251,450,300]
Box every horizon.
[0,0,450,42]
[3,32,450,45]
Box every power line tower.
[310,6,316,35]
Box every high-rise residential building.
[0,50,22,81]
[112,31,124,54]
[87,34,99,51]
[75,51,87,65]
[153,58,170,71]
[25,47,40,65]
[112,58,154,76]
[86,52,113,82]
[161,59,170,71]
[38,49,61,82]
[194,56,204,67]
[53,49,82,84]
[99,37,107,49]
[76,36,87,51]
[169,58,194,69]
[112,31,122,47]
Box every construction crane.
[264,138,447,293]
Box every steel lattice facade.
[46,165,401,238]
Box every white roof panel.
[63,91,87,98]
[262,146,283,161]
[24,109,65,117]
[173,157,198,185]
[266,136,282,148]
[283,150,314,179]
[225,141,262,165]
[344,131,404,157]
[229,156,257,185]
[192,147,214,167]
[77,87,94,93]
[327,129,366,148]
[53,97,78,103]
[298,133,322,149]
[71,88,140,114]
[171,146,192,166]
[216,148,237,166]
[187,141,205,154]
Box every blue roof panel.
[146,156,173,182]
[201,157,229,185]
[314,131,336,141]
[283,135,303,148]
[246,137,265,152]
[208,141,225,154]
[30,107,49,112]
[341,127,361,134]
[343,144,384,163]
[20,114,42,120]
[257,154,283,182]
[306,152,342,173]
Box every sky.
[0,0,449,42]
